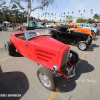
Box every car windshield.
[24,29,50,40]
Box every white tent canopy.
[3,21,10,23]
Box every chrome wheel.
[79,42,86,50]
[39,72,51,88]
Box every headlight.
[52,65,58,71]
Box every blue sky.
[6,0,100,20]
[31,0,100,20]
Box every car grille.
[61,50,69,70]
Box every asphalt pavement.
[0,28,100,100]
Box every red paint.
[10,32,73,78]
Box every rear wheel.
[69,50,79,64]
[4,41,16,56]
[37,67,55,91]
[78,42,88,51]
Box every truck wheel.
[78,42,88,51]
[69,50,79,64]
[37,67,55,91]
[4,41,16,56]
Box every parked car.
[28,22,37,27]
[41,23,52,28]
[21,22,45,31]
[37,23,44,28]
[68,23,80,28]
[68,27,95,39]
[80,23,99,35]
[19,22,37,31]
[4,29,79,91]
[0,23,4,31]
[97,23,100,32]
[49,25,92,51]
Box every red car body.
[9,31,71,78]
[4,30,79,90]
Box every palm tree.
[48,13,49,20]
[55,13,56,21]
[45,12,47,21]
[68,12,69,23]
[91,9,93,18]
[78,10,80,17]
[61,13,62,21]
[49,15,51,21]
[64,12,66,22]
[11,0,55,23]
[81,14,82,18]
[68,12,69,15]
[72,11,73,16]
[52,13,53,22]
[38,13,39,22]
[59,15,60,22]
[72,11,73,22]
[42,13,44,20]
[83,10,85,18]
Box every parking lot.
[0,28,100,100]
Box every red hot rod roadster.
[4,29,79,91]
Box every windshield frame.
[24,29,49,41]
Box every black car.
[49,25,92,51]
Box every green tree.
[76,18,83,23]
[0,0,6,8]
[76,18,91,23]
[10,0,55,24]
[11,4,18,23]
[93,14,99,20]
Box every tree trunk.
[27,13,29,24]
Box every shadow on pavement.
[14,52,23,57]
[0,65,29,100]
[54,59,94,93]
[89,43,99,51]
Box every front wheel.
[37,67,55,91]
[78,42,88,51]
[69,50,79,64]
